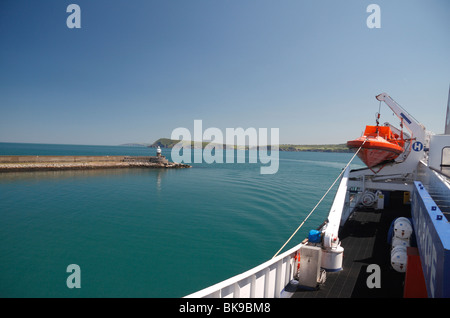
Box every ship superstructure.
[186,91,450,298]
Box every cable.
[271,138,368,259]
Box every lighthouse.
[148,145,168,164]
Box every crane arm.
[375,93,426,139]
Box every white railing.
[185,161,360,298]
[184,242,305,298]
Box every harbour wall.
[0,156,167,164]
[0,155,191,172]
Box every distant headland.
[120,138,352,153]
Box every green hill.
[149,138,350,152]
[278,143,350,152]
[149,138,212,149]
[148,138,185,148]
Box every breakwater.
[0,155,191,172]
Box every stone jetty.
[0,155,191,172]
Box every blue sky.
[0,0,449,145]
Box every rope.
[271,138,368,259]
[376,100,381,127]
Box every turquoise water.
[0,142,363,297]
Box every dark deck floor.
[293,192,410,298]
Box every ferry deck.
[293,191,409,298]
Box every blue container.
[308,230,322,243]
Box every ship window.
[442,147,450,167]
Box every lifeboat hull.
[347,136,404,168]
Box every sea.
[0,142,364,298]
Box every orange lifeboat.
[347,125,405,168]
